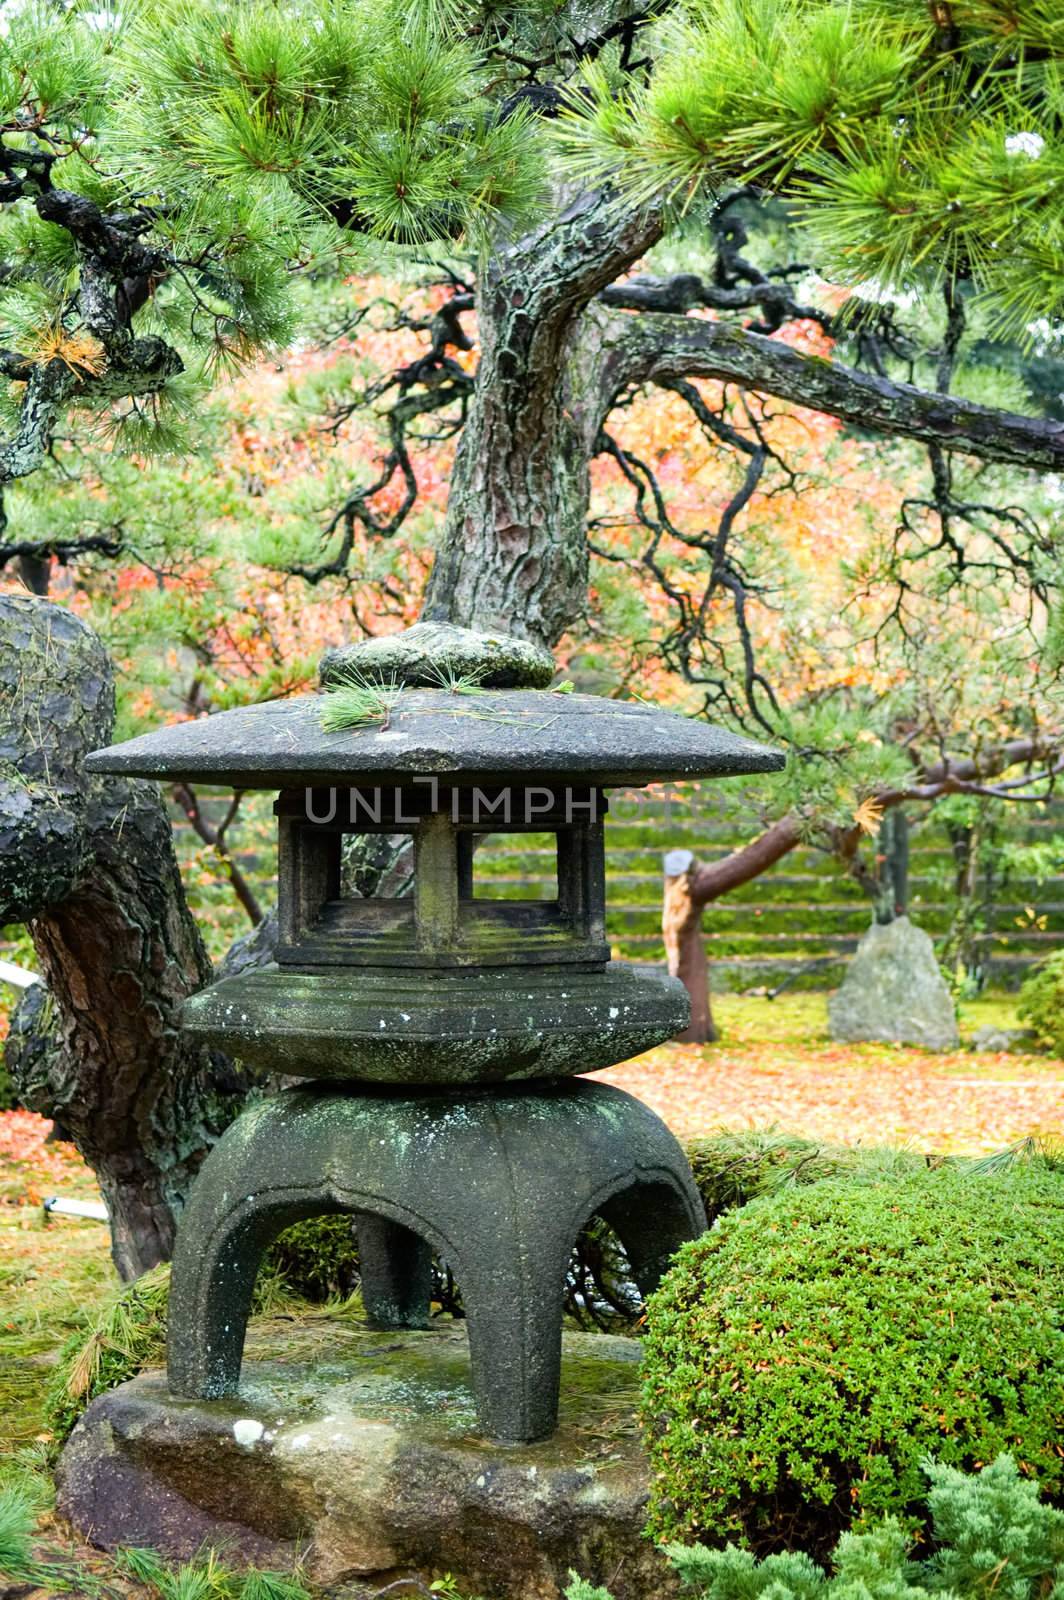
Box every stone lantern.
[87,624,782,1443]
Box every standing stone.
[829,916,959,1050]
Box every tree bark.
[423,192,661,647]
[601,313,1064,472]
[662,850,717,1044]
[0,595,250,1280]
[13,552,50,595]
[661,822,802,1037]
[874,808,909,924]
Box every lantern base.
[167,1078,705,1443]
[179,960,688,1083]
[58,1322,668,1600]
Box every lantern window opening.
[465,830,559,904]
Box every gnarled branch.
[602,314,1064,472]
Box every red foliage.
[0,1112,91,1206]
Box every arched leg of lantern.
[166,1080,707,1441]
[165,1091,447,1400]
[449,1227,569,1444]
[168,1180,320,1401]
[354,1212,433,1328]
[597,1177,706,1300]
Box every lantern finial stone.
[319,622,555,691]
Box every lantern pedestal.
[167,1077,704,1443]
[57,1320,668,1600]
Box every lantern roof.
[85,622,785,788]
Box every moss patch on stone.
[319,622,556,691]
[227,1319,642,1465]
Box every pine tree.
[2,0,1062,1259]
[1,0,1060,611]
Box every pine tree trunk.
[874,808,909,924]
[1,596,250,1280]
[424,192,660,648]
[14,552,50,594]
[662,852,717,1044]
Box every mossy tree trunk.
[1,595,250,1280]
[424,192,661,649]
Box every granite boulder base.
[57,1320,673,1600]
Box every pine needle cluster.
[0,0,545,460]
[556,0,1064,336]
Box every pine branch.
[486,188,662,357]
[170,784,263,927]
[0,532,123,566]
[592,403,781,730]
[0,362,77,484]
[287,375,473,583]
[601,272,830,336]
[0,168,183,484]
[603,313,1064,471]
[689,736,1064,906]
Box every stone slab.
[179,961,687,1082]
[57,1318,673,1600]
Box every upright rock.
[829,916,959,1051]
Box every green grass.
[681,989,1023,1050]
[0,1213,116,1452]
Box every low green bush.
[1017,950,1064,1055]
[641,1162,1064,1557]
[685,1128,932,1221]
[568,1134,941,1332]
[264,1215,361,1302]
[566,1455,1064,1600]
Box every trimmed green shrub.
[573,1134,938,1330]
[1017,951,1064,1055]
[641,1164,1064,1557]
[685,1128,932,1221]
[264,1215,361,1302]
[566,1456,1064,1600]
